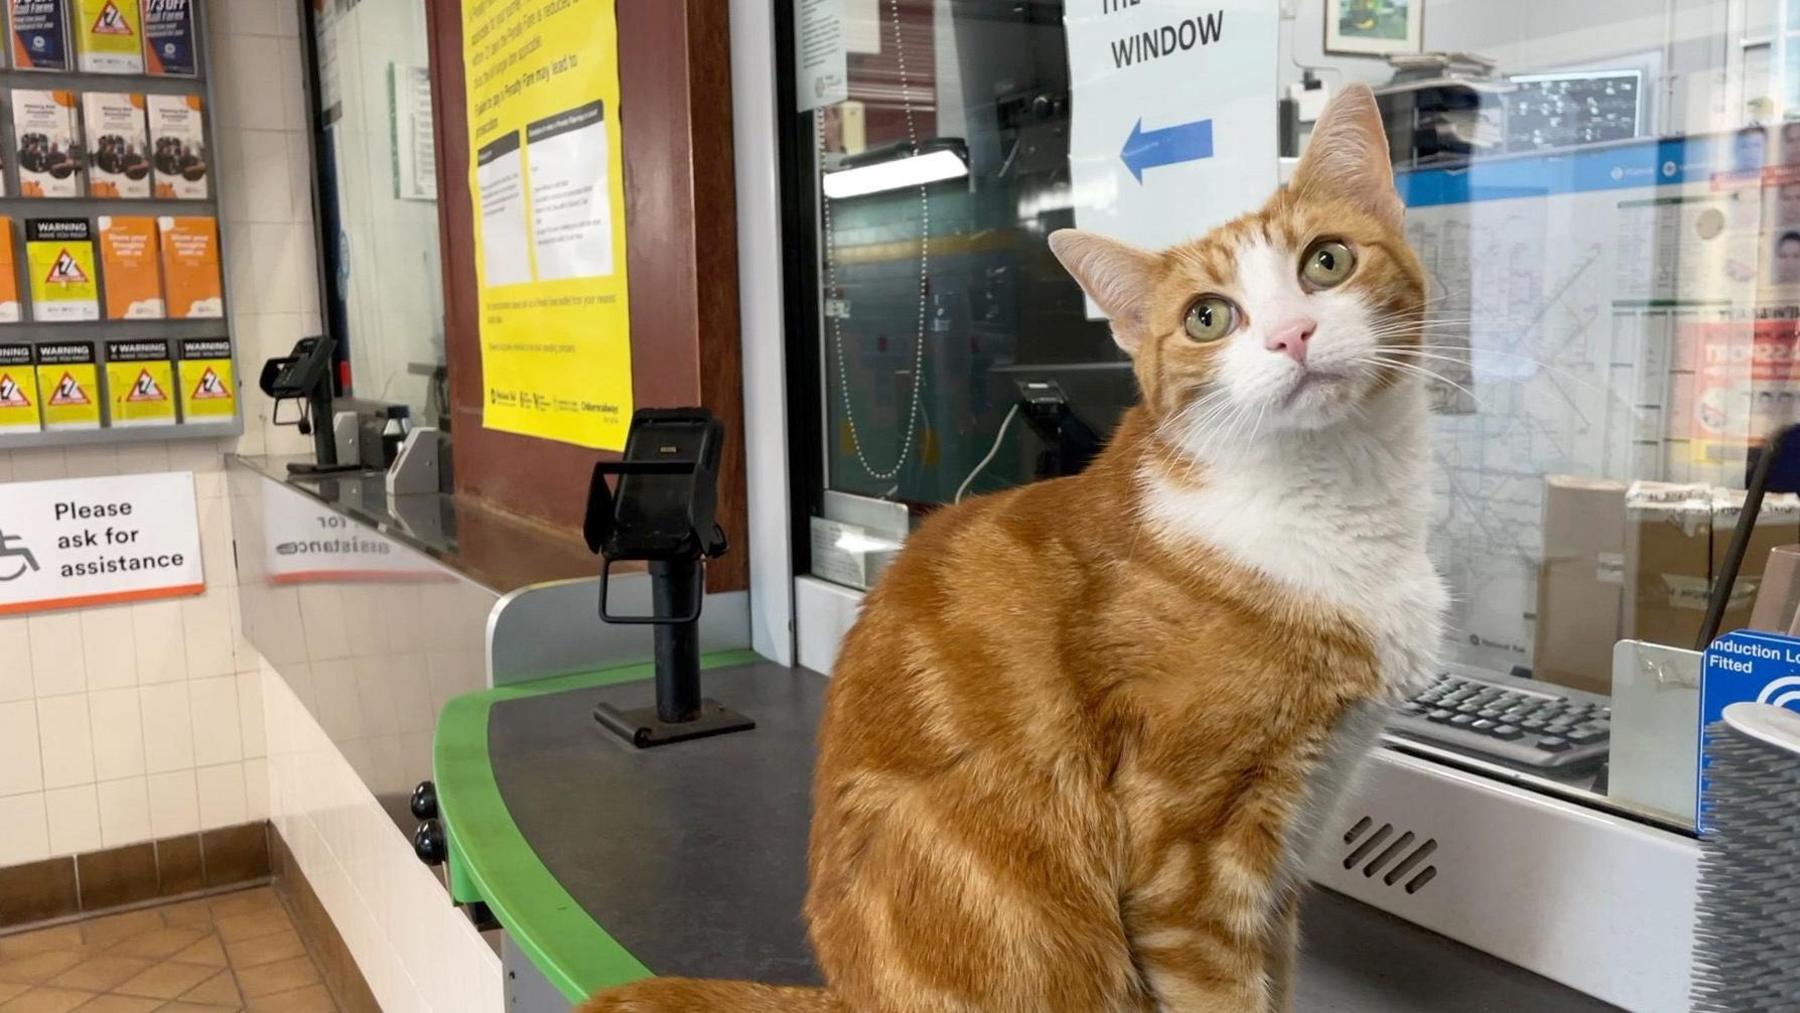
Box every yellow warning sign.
[35,342,99,431]
[74,0,142,73]
[0,345,38,433]
[91,1,132,33]
[106,340,175,427]
[176,339,235,424]
[47,249,88,283]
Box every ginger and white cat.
[588,83,1446,1013]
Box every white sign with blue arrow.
[1064,1,1278,317]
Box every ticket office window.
[783,0,1795,831]
[305,0,449,426]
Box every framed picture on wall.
[1324,0,1423,56]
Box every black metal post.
[308,383,337,466]
[651,560,702,723]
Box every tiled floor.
[0,888,338,1013]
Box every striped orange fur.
[587,84,1444,1013]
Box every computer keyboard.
[1389,667,1611,773]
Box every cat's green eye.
[1183,296,1236,343]
[1301,240,1356,288]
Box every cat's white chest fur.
[1141,382,1447,700]
[1140,382,1447,882]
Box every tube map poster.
[462,0,632,450]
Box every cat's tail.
[581,978,845,1012]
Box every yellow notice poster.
[461,0,632,450]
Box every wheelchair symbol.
[0,530,38,582]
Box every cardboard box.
[1534,476,1627,695]
[34,340,98,430]
[10,0,71,71]
[1712,489,1800,635]
[1750,544,1800,634]
[1625,482,1714,651]
[73,0,141,74]
[176,337,232,423]
[83,92,151,198]
[0,343,39,432]
[26,217,97,320]
[1623,481,1800,651]
[104,338,172,426]
[98,215,161,318]
[156,215,218,318]
[146,93,206,199]
[142,0,193,76]
[13,89,82,197]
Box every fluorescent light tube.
[821,147,969,199]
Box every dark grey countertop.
[487,662,1616,1011]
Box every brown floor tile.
[235,956,318,1000]
[176,968,241,1007]
[111,961,215,1001]
[67,996,160,1012]
[211,910,288,945]
[205,889,278,922]
[0,987,94,1013]
[154,900,213,932]
[166,937,226,969]
[0,952,84,987]
[0,928,84,963]
[0,861,80,929]
[104,930,204,962]
[43,956,153,994]
[244,983,336,1013]
[222,930,303,972]
[0,985,22,1004]
[154,837,204,899]
[74,913,161,953]
[74,847,158,914]
[155,1005,242,1013]
[200,826,270,889]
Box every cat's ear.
[1290,83,1403,233]
[1048,229,1161,355]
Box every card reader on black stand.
[258,336,362,477]
[584,408,754,748]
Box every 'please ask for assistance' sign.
[0,471,204,615]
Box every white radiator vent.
[1341,816,1439,894]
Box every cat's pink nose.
[1265,318,1316,364]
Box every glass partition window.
[307,0,448,425]
[786,0,1800,829]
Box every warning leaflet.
[73,0,142,74]
[105,338,173,426]
[35,340,98,430]
[176,337,232,423]
[27,218,98,321]
[0,343,39,432]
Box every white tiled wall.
[264,665,504,1013]
[0,0,318,867]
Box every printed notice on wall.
[796,0,848,112]
[461,0,633,450]
[0,471,203,616]
[1064,2,1278,318]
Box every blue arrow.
[1121,116,1214,184]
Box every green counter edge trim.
[433,648,766,1003]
